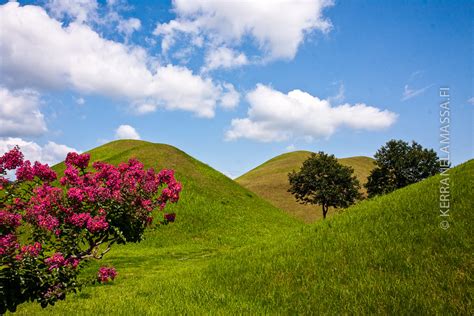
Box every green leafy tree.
[365,139,441,197]
[288,152,362,219]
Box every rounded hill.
[236,151,375,222]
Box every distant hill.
[236,151,375,222]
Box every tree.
[288,152,362,219]
[0,147,182,313]
[365,139,440,197]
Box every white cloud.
[0,137,78,166]
[0,87,47,137]
[0,2,236,118]
[129,64,238,117]
[46,0,98,23]
[286,144,296,151]
[117,17,141,38]
[401,84,433,101]
[75,97,86,105]
[219,83,240,109]
[467,97,474,105]
[226,84,398,142]
[328,82,345,104]
[154,0,333,60]
[115,125,141,140]
[203,47,248,72]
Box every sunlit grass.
[11,141,473,315]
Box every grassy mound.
[207,160,473,314]
[12,141,472,315]
[237,151,375,222]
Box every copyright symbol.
[440,220,450,230]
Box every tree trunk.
[322,204,328,219]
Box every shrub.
[0,147,182,313]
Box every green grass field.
[11,140,473,315]
[237,151,375,222]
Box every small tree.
[365,139,440,197]
[288,152,361,219]
[0,147,182,313]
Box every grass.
[236,151,375,222]
[11,140,473,315]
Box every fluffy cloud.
[115,125,141,140]
[219,83,240,109]
[155,0,333,61]
[226,84,398,142]
[0,87,47,137]
[46,0,98,23]
[0,137,78,166]
[0,2,237,118]
[117,17,141,37]
[203,47,248,72]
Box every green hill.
[12,141,473,315]
[237,151,375,222]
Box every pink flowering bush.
[0,146,181,313]
[97,266,117,283]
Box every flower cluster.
[0,234,18,256]
[164,213,176,222]
[0,146,182,313]
[97,266,117,283]
[0,146,23,171]
[45,253,66,270]
[0,210,22,229]
[15,242,42,260]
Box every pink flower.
[65,258,80,269]
[33,162,57,182]
[0,210,22,229]
[67,187,84,202]
[86,215,109,233]
[16,242,42,260]
[69,213,91,228]
[37,214,59,231]
[16,160,34,181]
[164,213,176,222]
[97,266,117,283]
[0,146,24,170]
[45,253,65,270]
[65,152,90,169]
[0,234,18,255]
[140,199,153,212]
[61,165,80,185]
[157,169,175,185]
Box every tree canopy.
[288,152,361,219]
[365,139,440,197]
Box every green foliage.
[365,139,441,197]
[288,152,362,219]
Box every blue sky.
[0,0,472,178]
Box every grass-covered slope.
[237,151,375,222]
[13,141,473,315]
[207,160,473,314]
[52,140,300,246]
[13,139,301,314]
